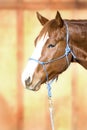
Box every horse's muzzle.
[25,77,31,87]
[24,76,41,91]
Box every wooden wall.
[0,1,87,130]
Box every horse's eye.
[48,44,55,48]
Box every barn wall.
[0,1,87,130]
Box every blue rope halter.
[29,21,76,98]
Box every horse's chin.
[26,80,42,91]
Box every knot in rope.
[47,83,52,98]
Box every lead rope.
[47,84,55,130]
[43,65,55,130]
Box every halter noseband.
[29,21,76,97]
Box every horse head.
[22,11,74,91]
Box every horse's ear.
[55,11,63,27]
[36,12,49,26]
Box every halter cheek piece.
[29,21,76,97]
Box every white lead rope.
[48,97,55,130]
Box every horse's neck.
[69,20,87,69]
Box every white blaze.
[22,32,49,87]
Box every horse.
[22,11,87,91]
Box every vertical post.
[16,8,24,130]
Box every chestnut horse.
[22,11,87,91]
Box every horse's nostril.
[25,77,31,86]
